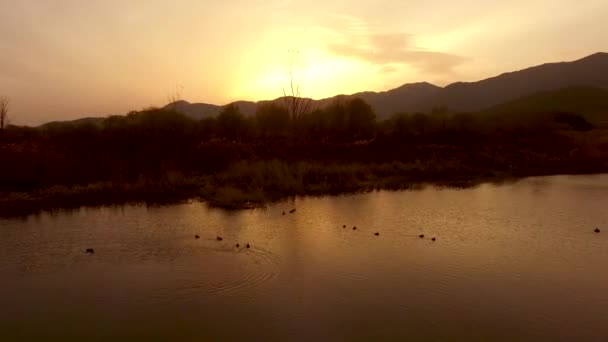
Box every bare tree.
[0,96,8,136]
[282,50,311,123]
[166,84,184,111]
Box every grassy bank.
[2,158,606,218]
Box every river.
[1,174,607,340]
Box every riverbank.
[2,159,606,218]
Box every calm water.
[1,175,608,341]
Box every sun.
[231,44,371,102]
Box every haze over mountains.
[43,52,608,127]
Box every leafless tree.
[283,50,311,123]
[166,84,184,111]
[0,96,8,136]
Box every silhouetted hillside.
[40,117,105,129]
[485,86,608,127]
[166,100,258,119]
[433,53,608,112]
[323,82,443,119]
[165,52,608,121]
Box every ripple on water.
[155,245,281,305]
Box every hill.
[40,117,105,129]
[167,100,258,120]
[485,86,608,127]
[316,82,442,119]
[34,52,608,125]
[166,52,608,121]
[431,52,608,113]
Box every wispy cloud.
[378,65,399,73]
[324,17,466,76]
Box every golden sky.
[1,0,607,125]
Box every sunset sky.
[1,0,607,125]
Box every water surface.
[1,175,608,340]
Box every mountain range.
[167,52,608,121]
[42,52,608,128]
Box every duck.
[419,234,425,238]
[343,225,346,228]
[374,232,380,236]
[216,236,223,241]
[282,211,286,215]
[431,237,436,241]
[195,235,200,239]
[289,209,296,214]
[595,228,601,233]
[246,243,251,249]
[236,243,240,248]
[353,226,357,230]
[85,248,94,254]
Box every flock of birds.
[199,208,439,251]
[341,224,437,241]
[194,233,251,249]
[83,211,602,254]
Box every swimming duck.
[246,243,251,249]
[375,232,380,236]
[216,236,223,241]
[432,237,436,241]
[289,209,296,213]
[236,243,240,248]
[419,234,425,238]
[86,248,94,254]
[595,228,601,233]
[195,235,200,239]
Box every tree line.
[4,95,591,147]
[2,95,599,192]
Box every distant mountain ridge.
[165,52,608,121]
[432,52,608,113]
[166,100,259,120]
[40,52,608,126]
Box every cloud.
[325,21,466,76]
[378,65,399,73]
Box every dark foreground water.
[1,175,608,341]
